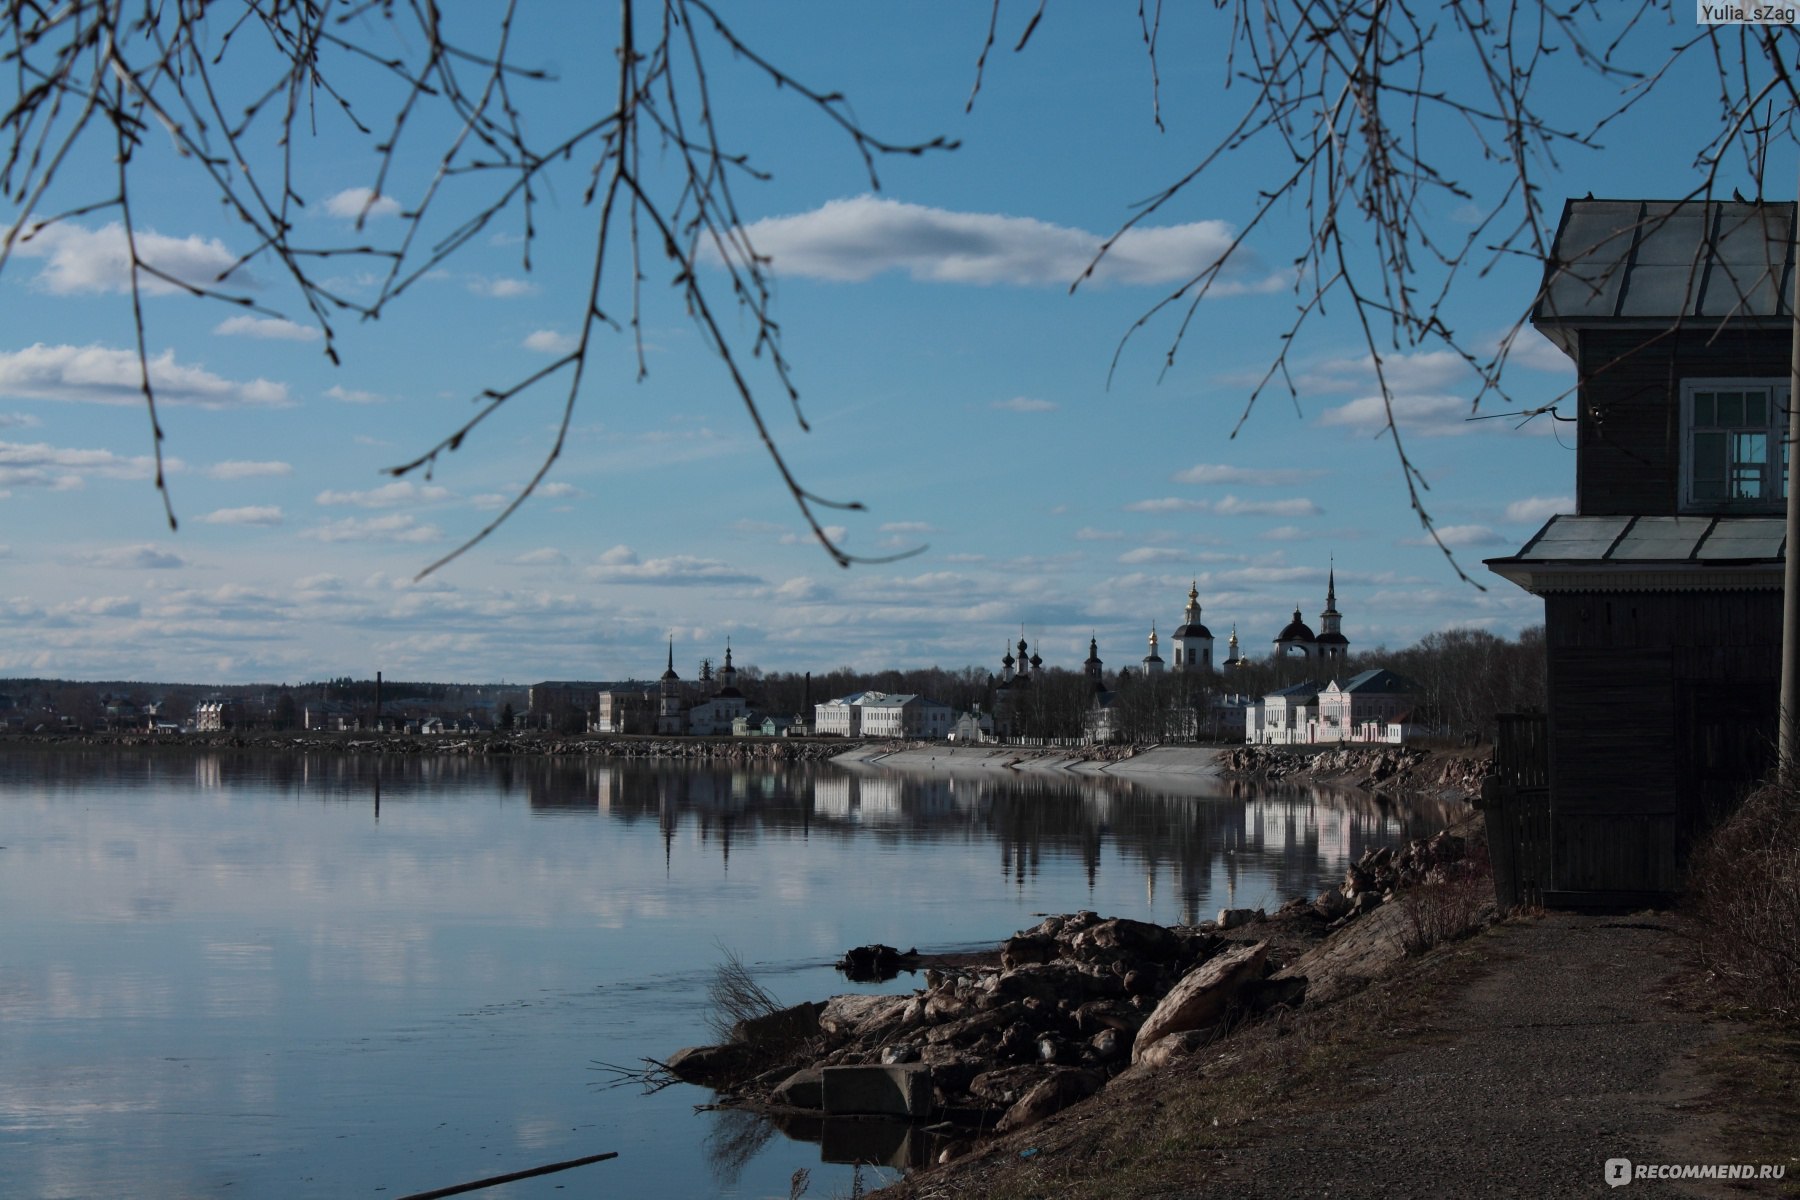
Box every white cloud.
[316,481,449,508]
[1119,547,1187,564]
[511,547,568,566]
[993,396,1058,413]
[302,514,442,543]
[0,439,166,488]
[0,412,41,429]
[1124,497,1208,513]
[1503,336,1577,374]
[585,545,762,586]
[1298,349,1473,395]
[323,187,403,220]
[736,195,1269,289]
[1172,463,1323,486]
[879,521,938,534]
[780,525,848,547]
[523,329,577,354]
[13,222,246,295]
[326,384,389,405]
[206,460,293,480]
[1403,524,1504,548]
[774,577,828,603]
[214,315,319,342]
[1213,495,1321,517]
[1503,496,1572,524]
[78,543,189,569]
[468,276,538,299]
[1074,527,1125,541]
[538,481,583,499]
[201,506,284,526]
[1123,495,1319,517]
[0,344,290,408]
[1317,393,1477,436]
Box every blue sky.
[0,4,1764,684]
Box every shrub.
[1395,850,1493,956]
[1688,772,1800,1023]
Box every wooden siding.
[1574,328,1788,514]
[1542,590,1780,896]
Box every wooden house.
[1485,198,1790,907]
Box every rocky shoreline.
[0,729,875,762]
[664,823,1488,1172]
[0,732,1493,799]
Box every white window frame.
[1680,378,1789,513]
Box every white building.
[814,691,953,739]
[1316,669,1418,744]
[1245,681,1320,745]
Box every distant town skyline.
[0,6,1748,684]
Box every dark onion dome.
[1274,607,1316,643]
[715,686,743,699]
[1029,651,1043,669]
[1316,630,1349,646]
[1174,619,1213,639]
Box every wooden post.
[1783,184,1800,772]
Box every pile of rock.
[1217,744,1492,802]
[669,913,1301,1147]
[1311,830,1471,925]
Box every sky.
[0,3,1773,685]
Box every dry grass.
[884,936,1497,1199]
[707,944,785,1043]
[1688,772,1800,1024]
[1692,1023,1800,1197]
[1395,849,1494,957]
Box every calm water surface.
[0,750,1456,1199]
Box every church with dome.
[1271,565,1350,671]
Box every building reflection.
[31,749,1461,922]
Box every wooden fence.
[1486,711,1551,909]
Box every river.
[0,748,1458,1198]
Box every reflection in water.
[0,749,1463,1199]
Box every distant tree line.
[731,625,1546,744]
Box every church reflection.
[40,749,1459,923]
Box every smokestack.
[375,671,382,731]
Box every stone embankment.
[666,827,1485,1167]
[1216,744,1490,801]
[0,729,873,762]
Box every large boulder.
[1063,917,1181,963]
[1131,940,1269,1066]
[731,1000,823,1046]
[1132,1027,1209,1070]
[770,1067,824,1108]
[665,1043,754,1085]
[1000,933,1057,969]
[819,993,913,1040]
[994,1068,1105,1134]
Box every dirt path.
[1206,913,1730,1199]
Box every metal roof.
[1532,199,1795,355]
[1486,514,1785,593]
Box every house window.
[1682,379,1789,511]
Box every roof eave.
[1485,558,1784,595]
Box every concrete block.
[820,1063,934,1118]
[819,1118,928,1168]
[771,1067,824,1109]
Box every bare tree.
[2,1,951,571]
[5,3,1794,578]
